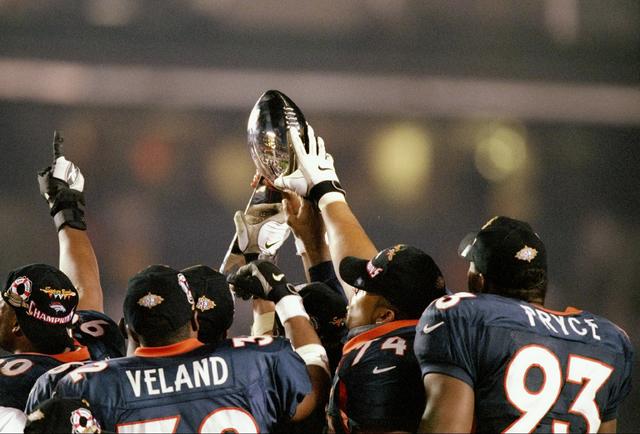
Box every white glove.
[274,125,344,205]
[234,203,291,256]
[51,156,85,192]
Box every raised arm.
[282,192,331,281]
[275,126,377,297]
[227,260,330,422]
[37,132,103,312]
[57,228,103,312]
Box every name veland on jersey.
[125,356,229,398]
[519,305,601,340]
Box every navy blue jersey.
[327,320,425,433]
[54,336,311,433]
[0,347,90,410]
[24,360,86,413]
[415,292,634,433]
[0,310,122,412]
[72,310,125,360]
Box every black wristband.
[53,208,87,231]
[308,180,346,206]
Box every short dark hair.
[484,266,548,304]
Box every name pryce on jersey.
[520,305,601,340]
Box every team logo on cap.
[50,302,67,314]
[40,287,76,300]
[177,273,195,306]
[385,244,406,261]
[5,276,32,308]
[196,296,216,312]
[330,316,346,327]
[515,245,538,263]
[366,261,383,278]
[70,406,102,433]
[137,292,165,309]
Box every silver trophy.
[247,90,309,183]
[220,90,308,274]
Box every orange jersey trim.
[342,320,418,355]
[531,303,582,316]
[19,345,90,363]
[135,338,205,358]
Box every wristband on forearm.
[50,189,86,231]
[53,208,86,231]
[275,295,310,323]
[295,343,330,376]
[308,180,346,207]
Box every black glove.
[37,131,87,231]
[227,260,297,303]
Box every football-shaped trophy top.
[247,90,309,182]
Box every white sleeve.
[0,406,26,433]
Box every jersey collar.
[342,319,418,355]
[19,345,90,363]
[135,338,205,358]
[531,303,582,316]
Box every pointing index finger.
[52,130,64,160]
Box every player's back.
[54,336,311,433]
[0,349,89,410]
[328,320,425,433]
[23,310,124,413]
[415,292,633,433]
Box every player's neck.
[12,339,40,354]
[13,338,76,355]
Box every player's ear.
[11,322,23,337]
[468,271,485,293]
[375,307,396,324]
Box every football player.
[1,134,123,415]
[414,216,634,432]
[54,264,328,432]
[274,126,446,432]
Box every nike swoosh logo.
[272,273,285,282]
[372,366,397,374]
[423,321,444,334]
[264,241,278,249]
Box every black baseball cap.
[298,282,347,340]
[3,264,78,347]
[181,265,235,341]
[459,216,547,287]
[340,244,446,318]
[123,265,195,337]
[25,397,106,433]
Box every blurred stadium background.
[0,0,638,428]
